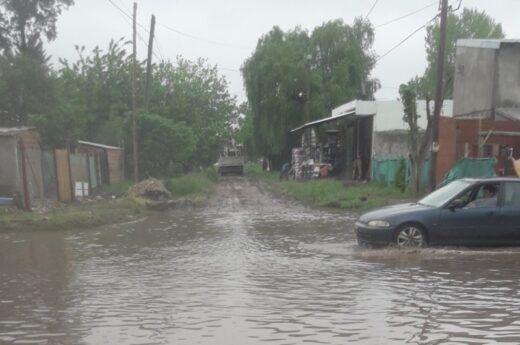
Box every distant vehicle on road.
[356,178,520,247]
[217,141,244,176]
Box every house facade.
[453,39,520,119]
[452,39,520,177]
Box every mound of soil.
[128,178,172,201]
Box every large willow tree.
[241,18,376,160]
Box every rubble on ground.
[128,178,172,200]
[127,178,172,209]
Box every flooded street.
[2,178,520,344]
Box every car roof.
[460,177,520,184]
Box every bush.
[394,157,407,192]
[165,173,215,198]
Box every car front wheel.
[395,224,426,248]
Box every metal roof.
[77,140,121,150]
[457,39,520,50]
[290,110,357,133]
[496,108,520,121]
[0,127,36,136]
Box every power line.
[374,2,437,29]
[219,67,241,73]
[157,22,253,50]
[153,35,166,62]
[365,0,380,19]
[107,0,162,61]
[376,13,440,63]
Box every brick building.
[447,38,520,179]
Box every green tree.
[0,0,74,55]
[400,77,432,196]
[137,113,196,176]
[236,102,255,157]
[0,53,53,125]
[30,39,133,145]
[423,8,504,98]
[241,18,376,161]
[150,57,238,168]
[0,0,74,126]
[31,39,237,175]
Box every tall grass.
[165,167,217,199]
[280,180,410,211]
[244,162,280,182]
[245,162,411,211]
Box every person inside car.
[467,184,497,208]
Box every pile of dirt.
[128,178,172,202]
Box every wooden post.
[132,2,139,182]
[18,139,31,211]
[144,14,156,112]
[86,152,93,195]
[429,0,449,191]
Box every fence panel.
[70,153,89,199]
[372,157,430,191]
[55,149,72,202]
[88,156,97,189]
[41,151,58,201]
[371,157,402,185]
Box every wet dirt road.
[1,177,520,344]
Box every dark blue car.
[356,177,520,247]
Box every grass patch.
[244,162,280,182]
[0,198,148,232]
[280,180,411,211]
[165,168,217,201]
[245,163,412,211]
[99,180,133,196]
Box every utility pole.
[429,0,449,191]
[144,14,156,112]
[132,2,139,182]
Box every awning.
[78,140,121,150]
[290,110,357,133]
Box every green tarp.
[372,156,496,189]
[371,157,430,190]
[440,158,496,187]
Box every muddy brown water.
[1,177,520,344]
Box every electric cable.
[376,13,440,63]
[374,2,437,29]
[157,22,252,50]
[365,0,380,20]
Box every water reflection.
[1,179,520,344]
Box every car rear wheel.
[395,225,426,248]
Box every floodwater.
[1,178,520,345]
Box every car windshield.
[418,180,473,207]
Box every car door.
[497,181,520,243]
[436,183,501,245]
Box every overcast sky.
[47,0,520,104]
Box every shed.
[0,127,44,209]
[290,105,374,180]
[77,140,124,186]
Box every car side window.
[503,182,520,207]
[457,187,476,206]
[465,183,500,208]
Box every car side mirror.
[449,199,464,210]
